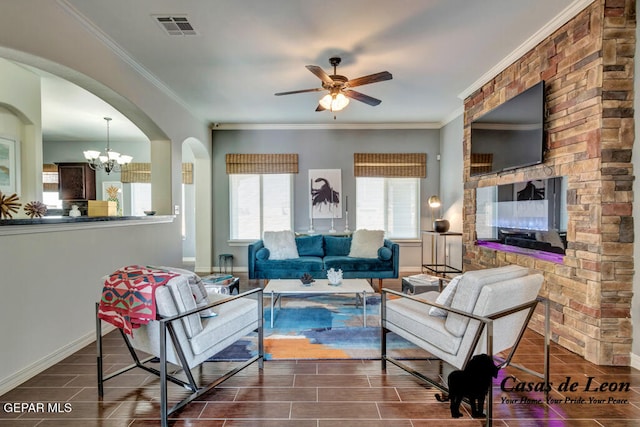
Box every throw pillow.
[349,229,385,258]
[149,265,216,318]
[256,247,270,260]
[263,230,299,260]
[190,278,217,318]
[377,246,392,261]
[429,275,462,317]
[295,234,324,257]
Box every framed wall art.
[103,181,124,216]
[309,169,342,219]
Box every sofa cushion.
[324,235,352,256]
[263,230,299,260]
[256,256,324,273]
[324,255,393,272]
[296,234,324,257]
[445,265,529,337]
[429,275,462,317]
[377,246,392,261]
[349,229,384,258]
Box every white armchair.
[381,265,547,426]
[96,271,263,427]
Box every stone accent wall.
[462,0,635,365]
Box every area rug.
[211,293,429,360]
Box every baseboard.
[196,266,248,274]
[0,323,115,396]
[630,352,640,370]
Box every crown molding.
[56,0,200,120]
[458,0,594,101]
[211,122,441,131]
[439,106,464,127]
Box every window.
[229,174,293,240]
[130,183,152,216]
[42,164,61,209]
[356,177,420,239]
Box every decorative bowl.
[144,210,156,216]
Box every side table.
[202,275,240,295]
[401,277,440,295]
[421,230,463,276]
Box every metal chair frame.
[96,288,264,427]
[381,288,550,427]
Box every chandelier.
[83,117,133,174]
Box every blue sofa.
[248,234,399,288]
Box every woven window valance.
[354,153,426,178]
[43,164,59,192]
[226,153,299,174]
[120,163,194,184]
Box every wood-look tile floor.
[2,275,640,426]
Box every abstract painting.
[309,169,341,219]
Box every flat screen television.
[470,81,545,176]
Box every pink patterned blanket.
[98,265,178,336]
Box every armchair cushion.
[385,293,462,354]
[445,265,529,337]
[189,293,259,355]
[164,276,203,338]
[429,275,462,317]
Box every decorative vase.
[433,219,450,233]
[69,204,81,217]
[327,268,343,286]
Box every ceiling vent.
[153,15,197,36]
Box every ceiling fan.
[275,56,392,113]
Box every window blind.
[120,163,194,184]
[354,153,426,178]
[225,153,298,174]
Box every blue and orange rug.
[212,293,429,360]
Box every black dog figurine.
[435,354,499,418]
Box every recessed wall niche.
[475,177,567,257]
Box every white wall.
[439,114,464,270]
[0,0,209,392]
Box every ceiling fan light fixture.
[319,92,349,112]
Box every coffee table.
[264,278,375,328]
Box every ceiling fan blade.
[344,90,382,106]
[306,65,334,84]
[347,71,392,88]
[315,104,326,112]
[275,87,324,96]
